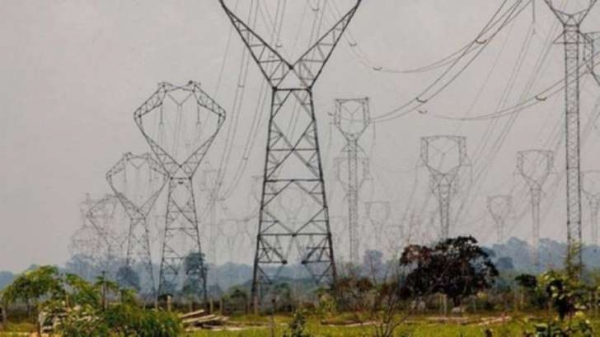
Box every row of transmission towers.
[482,0,600,275]
[488,149,600,267]
[67,0,600,309]
[71,82,227,304]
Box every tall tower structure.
[69,195,105,281]
[134,82,226,301]
[487,195,513,244]
[421,136,469,240]
[85,194,128,279]
[365,201,391,253]
[106,152,166,295]
[544,0,597,275]
[334,98,370,263]
[517,150,553,268]
[582,171,600,245]
[221,0,362,304]
[199,169,220,265]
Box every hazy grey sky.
[1,0,600,272]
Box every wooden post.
[167,295,172,312]
[594,292,597,317]
[0,305,6,325]
[270,298,276,337]
[101,270,107,312]
[209,298,214,314]
[253,296,258,316]
[443,295,448,316]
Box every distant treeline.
[2,237,600,293]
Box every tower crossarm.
[544,0,597,26]
[293,1,362,87]
[133,82,226,178]
[220,0,361,89]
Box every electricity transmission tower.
[334,97,370,263]
[365,201,391,253]
[582,171,600,245]
[221,0,362,305]
[421,136,470,240]
[199,169,220,265]
[134,82,226,302]
[85,194,128,279]
[106,152,166,296]
[517,150,553,268]
[487,195,513,244]
[544,0,597,275]
[68,195,105,280]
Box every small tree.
[3,266,182,336]
[182,252,208,303]
[399,236,499,308]
[1,266,62,334]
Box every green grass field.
[186,313,600,336]
[3,313,600,336]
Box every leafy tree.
[1,265,63,334]
[515,274,537,290]
[522,271,593,336]
[182,252,208,301]
[2,266,182,336]
[540,271,587,321]
[399,236,499,307]
[272,282,293,312]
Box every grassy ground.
[186,312,600,336]
[3,313,600,336]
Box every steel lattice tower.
[334,156,369,261]
[199,169,220,265]
[544,0,597,275]
[334,98,370,263]
[134,82,226,301]
[517,150,553,268]
[487,195,513,244]
[85,194,128,279]
[582,171,600,245]
[365,201,391,253]
[68,195,105,280]
[106,152,166,296]
[421,136,469,240]
[221,0,362,304]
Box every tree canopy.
[399,236,499,307]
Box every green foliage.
[1,266,62,307]
[2,265,182,336]
[283,309,311,337]
[517,271,594,336]
[530,319,594,337]
[539,271,588,321]
[399,236,499,307]
[516,274,538,290]
[335,273,375,311]
[316,293,337,319]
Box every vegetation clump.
[1,265,181,336]
[399,236,499,308]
